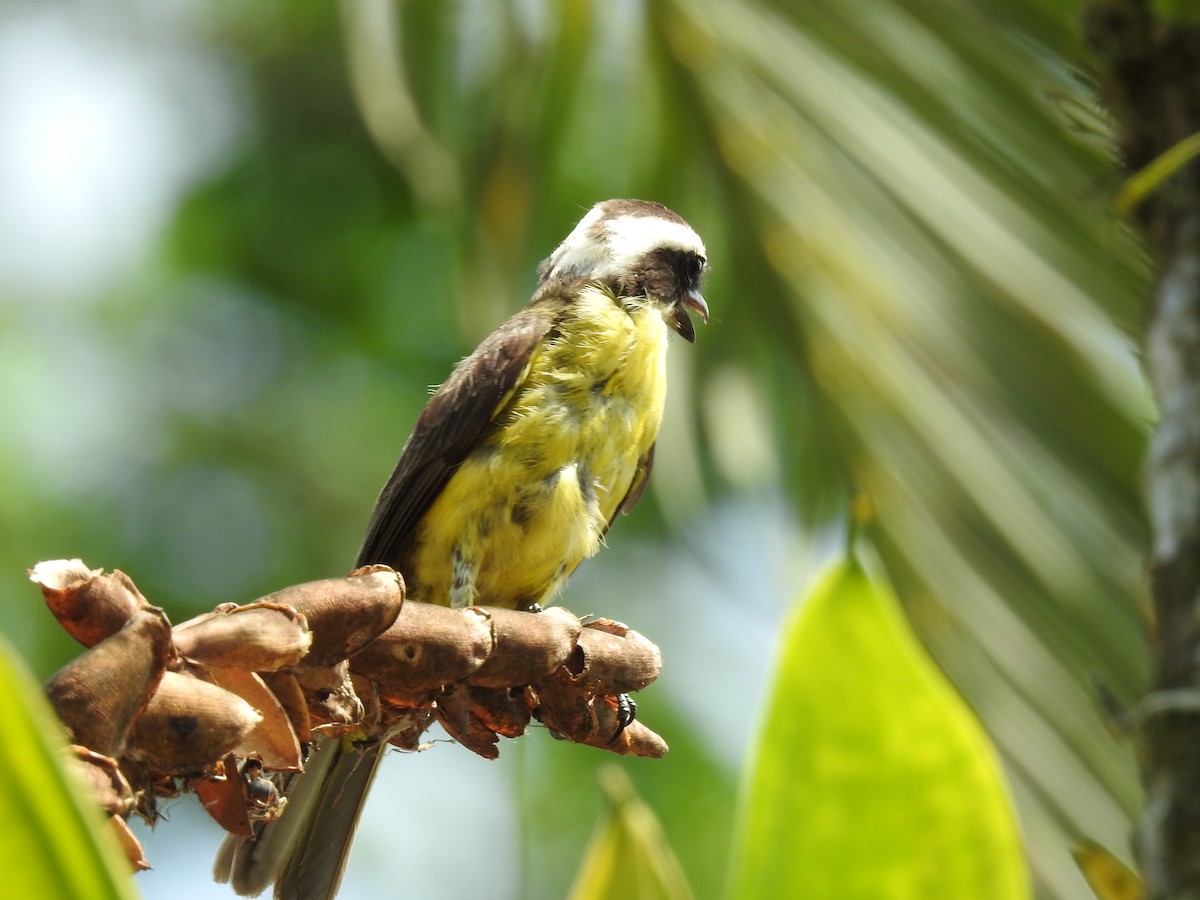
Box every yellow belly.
[406,286,669,609]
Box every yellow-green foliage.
[729,559,1028,900]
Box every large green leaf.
[0,636,137,900]
[729,558,1028,900]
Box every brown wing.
[355,304,554,569]
[590,442,655,547]
[619,442,655,517]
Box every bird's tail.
[214,734,386,900]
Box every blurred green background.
[0,0,1150,898]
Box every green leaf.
[0,636,138,900]
[566,765,694,900]
[729,558,1029,900]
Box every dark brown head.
[538,199,710,342]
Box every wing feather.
[356,305,554,569]
[619,442,655,517]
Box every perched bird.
[216,199,709,899]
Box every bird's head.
[538,199,710,342]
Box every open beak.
[684,289,710,324]
[670,290,710,343]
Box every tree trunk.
[1085,1,1200,896]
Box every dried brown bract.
[31,557,670,871]
[436,684,502,759]
[44,608,172,756]
[193,755,253,837]
[205,667,302,771]
[174,603,312,672]
[110,815,152,872]
[31,559,152,648]
[68,746,136,817]
[260,670,312,747]
[351,602,493,697]
[257,567,405,667]
[467,606,582,688]
[125,672,262,774]
[465,685,532,739]
[294,661,364,730]
[564,618,663,694]
[528,677,668,758]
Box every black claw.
[615,693,637,731]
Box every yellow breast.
[407,286,669,609]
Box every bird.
[215,198,709,899]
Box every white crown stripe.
[605,216,706,274]
[546,208,705,282]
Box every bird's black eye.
[688,254,705,282]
